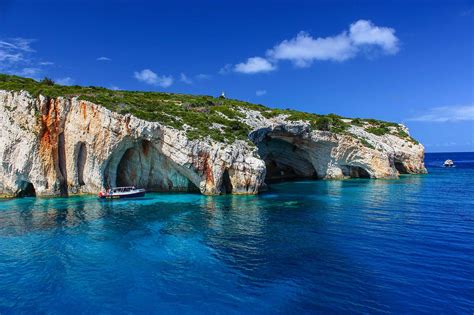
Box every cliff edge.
[0,75,426,197]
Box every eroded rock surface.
[0,91,426,197]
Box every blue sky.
[1,0,472,152]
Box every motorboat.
[98,186,146,199]
[443,159,454,167]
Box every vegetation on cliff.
[0,74,417,144]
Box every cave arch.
[103,139,200,192]
[394,161,408,174]
[341,165,371,178]
[116,146,142,187]
[257,136,317,183]
[17,181,36,197]
[221,169,233,194]
[76,142,87,186]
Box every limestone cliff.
[0,87,426,198]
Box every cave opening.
[341,165,371,178]
[77,142,87,186]
[257,136,317,184]
[57,132,68,196]
[222,169,233,194]
[116,147,141,187]
[18,181,36,197]
[105,140,200,192]
[394,161,408,174]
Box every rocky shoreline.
[0,90,426,197]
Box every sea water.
[0,152,473,314]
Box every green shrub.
[360,138,375,149]
[365,126,390,136]
[313,116,331,131]
[351,118,363,126]
[330,117,349,133]
[40,77,55,86]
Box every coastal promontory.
[0,74,426,197]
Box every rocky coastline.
[0,89,426,198]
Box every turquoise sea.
[0,152,473,314]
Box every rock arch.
[252,128,380,182]
[102,139,199,192]
[340,165,371,178]
[394,160,409,174]
[256,135,318,183]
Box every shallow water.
[1,152,473,314]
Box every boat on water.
[98,186,146,199]
[444,159,454,167]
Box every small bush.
[313,117,331,131]
[351,118,363,126]
[40,77,55,86]
[330,117,349,133]
[360,138,375,149]
[365,126,389,136]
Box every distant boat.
[444,159,454,167]
[98,186,146,199]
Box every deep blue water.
[1,152,473,314]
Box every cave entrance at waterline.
[394,161,409,174]
[340,165,371,178]
[17,181,36,197]
[221,169,233,194]
[116,146,141,187]
[104,140,199,192]
[257,136,318,184]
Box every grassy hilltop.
[0,74,417,145]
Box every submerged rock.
[0,90,426,197]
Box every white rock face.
[0,91,426,197]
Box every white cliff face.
[0,91,426,197]
[246,110,426,181]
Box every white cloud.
[256,89,267,96]
[180,73,193,84]
[408,105,474,122]
[109,85,120,90]
[0,38,35,52]
[15,67,41,77]
[55,77,75,86]
[133,69,173,88]
[97,56,111,61]
[0,38,35,66]
[158,76,173,88]
[231,19,399,73]
[234,57,276,74]
[219,64,233,75]
[0,38,52,79]
[267,20,398,67]
[0,50,22,63]
[349,20,399,54]
[267,31,355,66]
[196,73,212,80]
[39,61,54,66]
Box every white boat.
[98,186,146,199]
[444,159,454,167]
